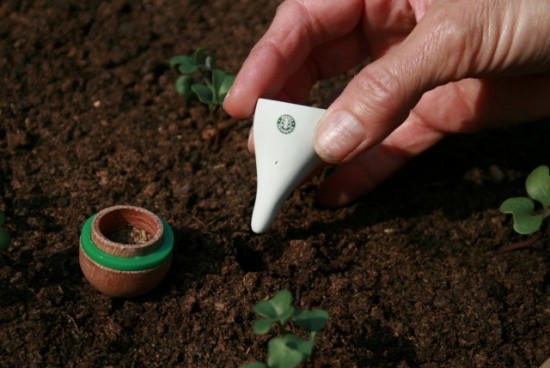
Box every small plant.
[241,290,329,368]
[0,212,10,250]
[169,47,235,112]
[500,165,550,235]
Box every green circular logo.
[276,114,296,134]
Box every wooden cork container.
[79,205,173,297]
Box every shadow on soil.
[307,120,550,235]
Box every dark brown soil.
[1,1,549,367]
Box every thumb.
[313,0,505,163]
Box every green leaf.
[267,336,306,368]
[178,61,202,74]
[253,318,273,335]
[240,362,267,368]
[526,165,550,207]
[0,212,5,225]
[169,55,190,66]
[175,75,194,97]
[171,55,202,74]
[169,55,203,74]
[500,197,543,234]
[281,334,314,360]
[253,290,295,325]
[191,84,213,105]
[212,69,234,103]
[193,47,210,65]
[219,74,235,101]
[292,308,329,334]
[0,229,10,251]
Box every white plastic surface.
[251,98,326,233]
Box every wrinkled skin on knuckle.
[498,1,550,74]
[349,63,411,135]
[416,0,550,79]
[415,2,484,82]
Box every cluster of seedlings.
[170,47,234,112]
[241,290,329,368]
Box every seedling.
[500,165,550,235]
[0,212,10,250]
[241,290,329,368]
[170,47,235,112]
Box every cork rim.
[91,205,163,257]
[80,210,173,272]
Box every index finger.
[223,0,364,118]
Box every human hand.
[223,0,550,207]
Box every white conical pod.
[251,98,326,233]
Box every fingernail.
[315,110,365,162]
[247,127,254,153]
[223,88,231,103]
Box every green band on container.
[80,214,174,271]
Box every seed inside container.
[108,226,153,245]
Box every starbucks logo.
[276,114,296,134]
